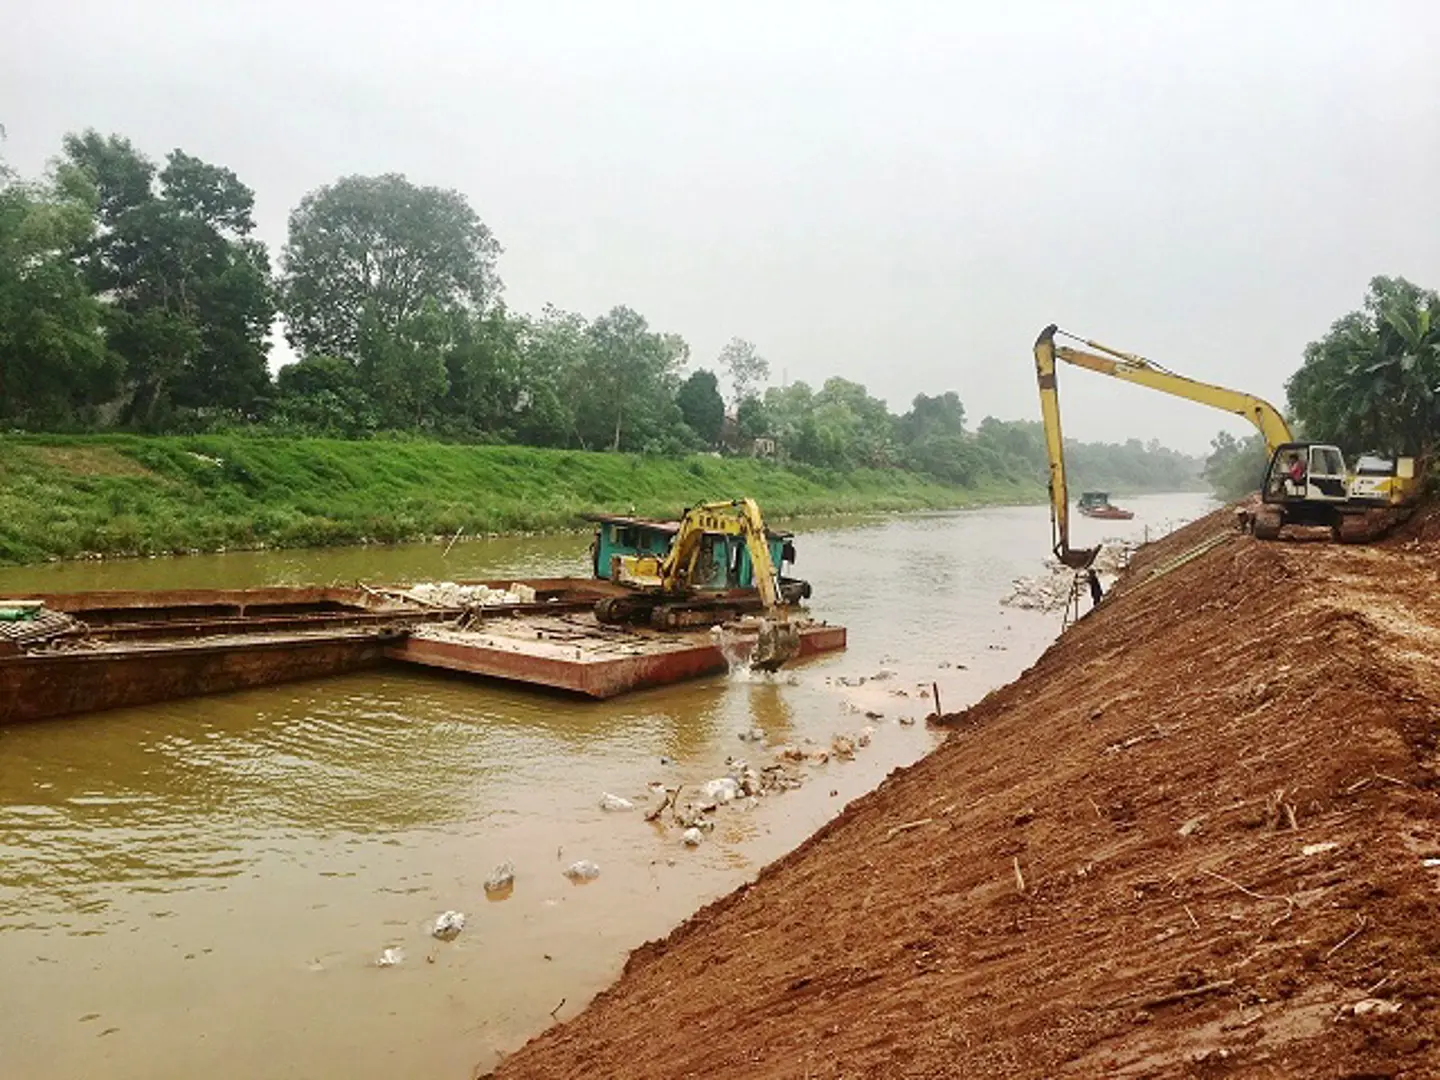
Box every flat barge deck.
[1,579,846,724]
[392,615,846,699]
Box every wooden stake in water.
[442,525,465,556]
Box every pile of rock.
[402,581,538,608]
[1001,540,1137,612]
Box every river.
[0,493,1213,1080]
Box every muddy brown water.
[0,494,1212,1079]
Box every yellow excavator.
[1032,325,1417,563]
[594,498,801,671]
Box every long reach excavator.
[1033,325,1417,567]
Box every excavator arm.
[1033,326,1093,568]
[656,498,784,610]
[1033,324,1296,567]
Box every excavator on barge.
[593,498,802,671]
[1033,325,1419,567]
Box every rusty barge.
[0,578,846,725]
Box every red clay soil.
[488,507,1440,1079]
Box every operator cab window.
[1310,447,1345,477]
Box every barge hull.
[0,632,396,726]
[388,623,848,699]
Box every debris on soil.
[1339,998,1403,1018]
[431,911,466,941]
[681,828,704,847]
[562,860,600,883]
[487,506,1440,1080]
[598,792,636,812]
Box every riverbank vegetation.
[0,433,1202,565]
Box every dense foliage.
[0,129,1202,493]
[1287,276,1440,458]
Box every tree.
[676,369,725,446]
[735,395,771,442]
[0,159,115,426]
[513,304,589,448]
[573,305,689,451]
[357,299,451,429]
[272,353,377,437]
[63,131,274,427]
[440,305,528,439]
[718,337,769,406]
[1287,276,1440,456]
[898,392,973,483]
[898,392,966,443]
[812,377,897,467]
[1203,430,1269,500]
[280,174,502,361]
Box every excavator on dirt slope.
[593,498,801,671]
[1032,325,1418,565]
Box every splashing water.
[712,624,755,675]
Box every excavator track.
[1252,507,1283,541]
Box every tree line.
[1,130,1202,491]
[1203,276,1439,500]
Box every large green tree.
[898,392,975,483]
[439,305,529,439]
[280,174,502,361]
[573,305,689,452]
[1287,276,1440,456]
[676,368,725,446]
[63,131,274,427]
[357,299,451,429]
[512,304,590,448]
[0,159,114,426]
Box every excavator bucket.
[751,618,801,672]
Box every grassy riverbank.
[0,434,1041,564]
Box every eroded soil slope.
[490,509,1440,1079]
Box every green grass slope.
[0,435,1037,564]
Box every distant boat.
[1077,491,1135,520]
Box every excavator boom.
[1050,331,1294,455]
[1034,324,1296,566]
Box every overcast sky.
[6,0,1438,451]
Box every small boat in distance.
[1077,491,1135,520]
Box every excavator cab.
[1253,441,1354,539]
[1263,443,1349,504]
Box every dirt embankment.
[488,508,1440,1079]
